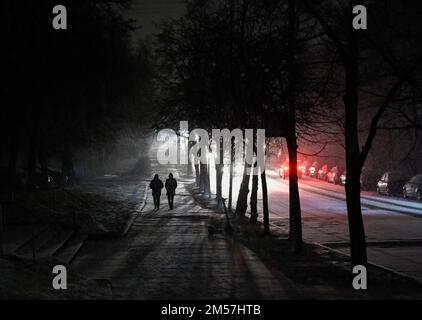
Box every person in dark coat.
[165,173,177,210]
[149,174,164,210]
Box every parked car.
[403,174,422,201]
[327,166,343,185]
[339,170,381,190]
[279,159,303,179]
[376,171,409,196]
[309,162,320,178]
[299,160,310,176]
[318,164,330,181]
[360,170,381,191]
[340,171,347,185]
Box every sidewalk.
[71,140,299,298]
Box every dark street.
[2,0,422,305]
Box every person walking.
[165,173,177,210]
[149,174,163,210]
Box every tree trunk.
[287,135,303,251]
[228,137,234,212]
[194,164,200,186]
[301,0,368,265]
[250,130,259,223]
[343,2,367,266]
[207,159,212,197]
[344,159,367,266]
[187,141,194,176]
[287,0,302,252]
[343,60,367,266]
[216,137,224,200]
[261,169,270,234]
[200,163,207,193]
[194,143,201,186]
[216,163,222,198]
[235,160,250,216]
[250,173,258,223]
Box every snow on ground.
[286,174,422,215]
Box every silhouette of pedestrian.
[149,174,163,210]
[165,173,177,210]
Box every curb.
[314,242,422,286]
[120,182,148,237]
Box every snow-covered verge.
[0,257,111,299]
[232,218,422,299]
[7,189,109,235]
[6,175,146,236]
[69,175,147,235]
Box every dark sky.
[124,0,186,39]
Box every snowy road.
[263,171,422,282]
